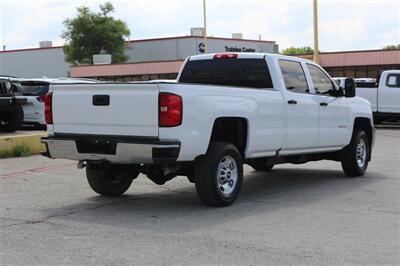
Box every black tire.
[341,130,370,177]
[195,142,243,207]
[373,118,383,125]
[248,158,274,172]
[86,163,139,196]
[0,106,24,133]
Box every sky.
[0,0,399,52]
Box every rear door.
[52,83,160,137]
[378,73,400,114]
[278,59,319,150]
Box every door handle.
[93,95,110,106]
[287,99,297,105]
[320,102,328,107]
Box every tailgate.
[52,83,159,137]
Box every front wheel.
[341,130,370,177]
[195,142,243,207]
[86,163,140,196]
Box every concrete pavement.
[0,126,399,265]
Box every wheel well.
[353,117,373,150]
[209,117,248,157]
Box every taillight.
[159,93,182,127]
[44,92,53,124]
[213,53,238,59]
[36,95,45,102]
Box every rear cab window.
[386,74,400,88]
[179,58,274,89]
[15,81,49,96]
[356,82,377,88]
[278,60,309,94]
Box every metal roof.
[0,36,275,54]
[70,60,184,77]
[297,49,400,67]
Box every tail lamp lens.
[159,93,182,127]
[44,92,53,124]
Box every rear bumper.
[41,135,180,164]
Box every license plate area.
[76,138,117,155]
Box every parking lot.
[0,125,399,265]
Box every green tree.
[382,44,400,50]
[282,46,315,55]
[62,2,130,64]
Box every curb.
[0,132,47,155]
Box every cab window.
[278,60,309,94]
[306,64,335,95]
[386,74,400,88]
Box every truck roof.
[188,52,316,65]
[10,77,100,84]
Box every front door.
[306,63,350,148]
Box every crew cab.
[42,53,375,207]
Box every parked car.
[42,53,375,207]
[0,78,27,132]
[334,70,400,123]
[12,78,100,129]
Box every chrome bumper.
[42,135,180,164]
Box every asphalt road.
[0,126,399,265]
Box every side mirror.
[329,87,344,97]
[344,78,356,98]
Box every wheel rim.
[356,139,367,168]
[216,156,238,196]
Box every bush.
[0,144,32,158]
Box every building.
[0,34,278,79]
[297,49,400,79]
[70,48,400,82]
[1,33,399,81]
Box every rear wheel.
[248,158,274,172]
[0,106,23,133]
[341,130,370,177]
[86,163,139,196]
[195,142,243,207]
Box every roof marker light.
[213,53,238,59]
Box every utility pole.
[203,0,208,53]
[313,0,319,63]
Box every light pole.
[203,0,208,53]
[313,0,319,63]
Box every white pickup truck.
[42,53,375,207]
[334,70,400,123]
